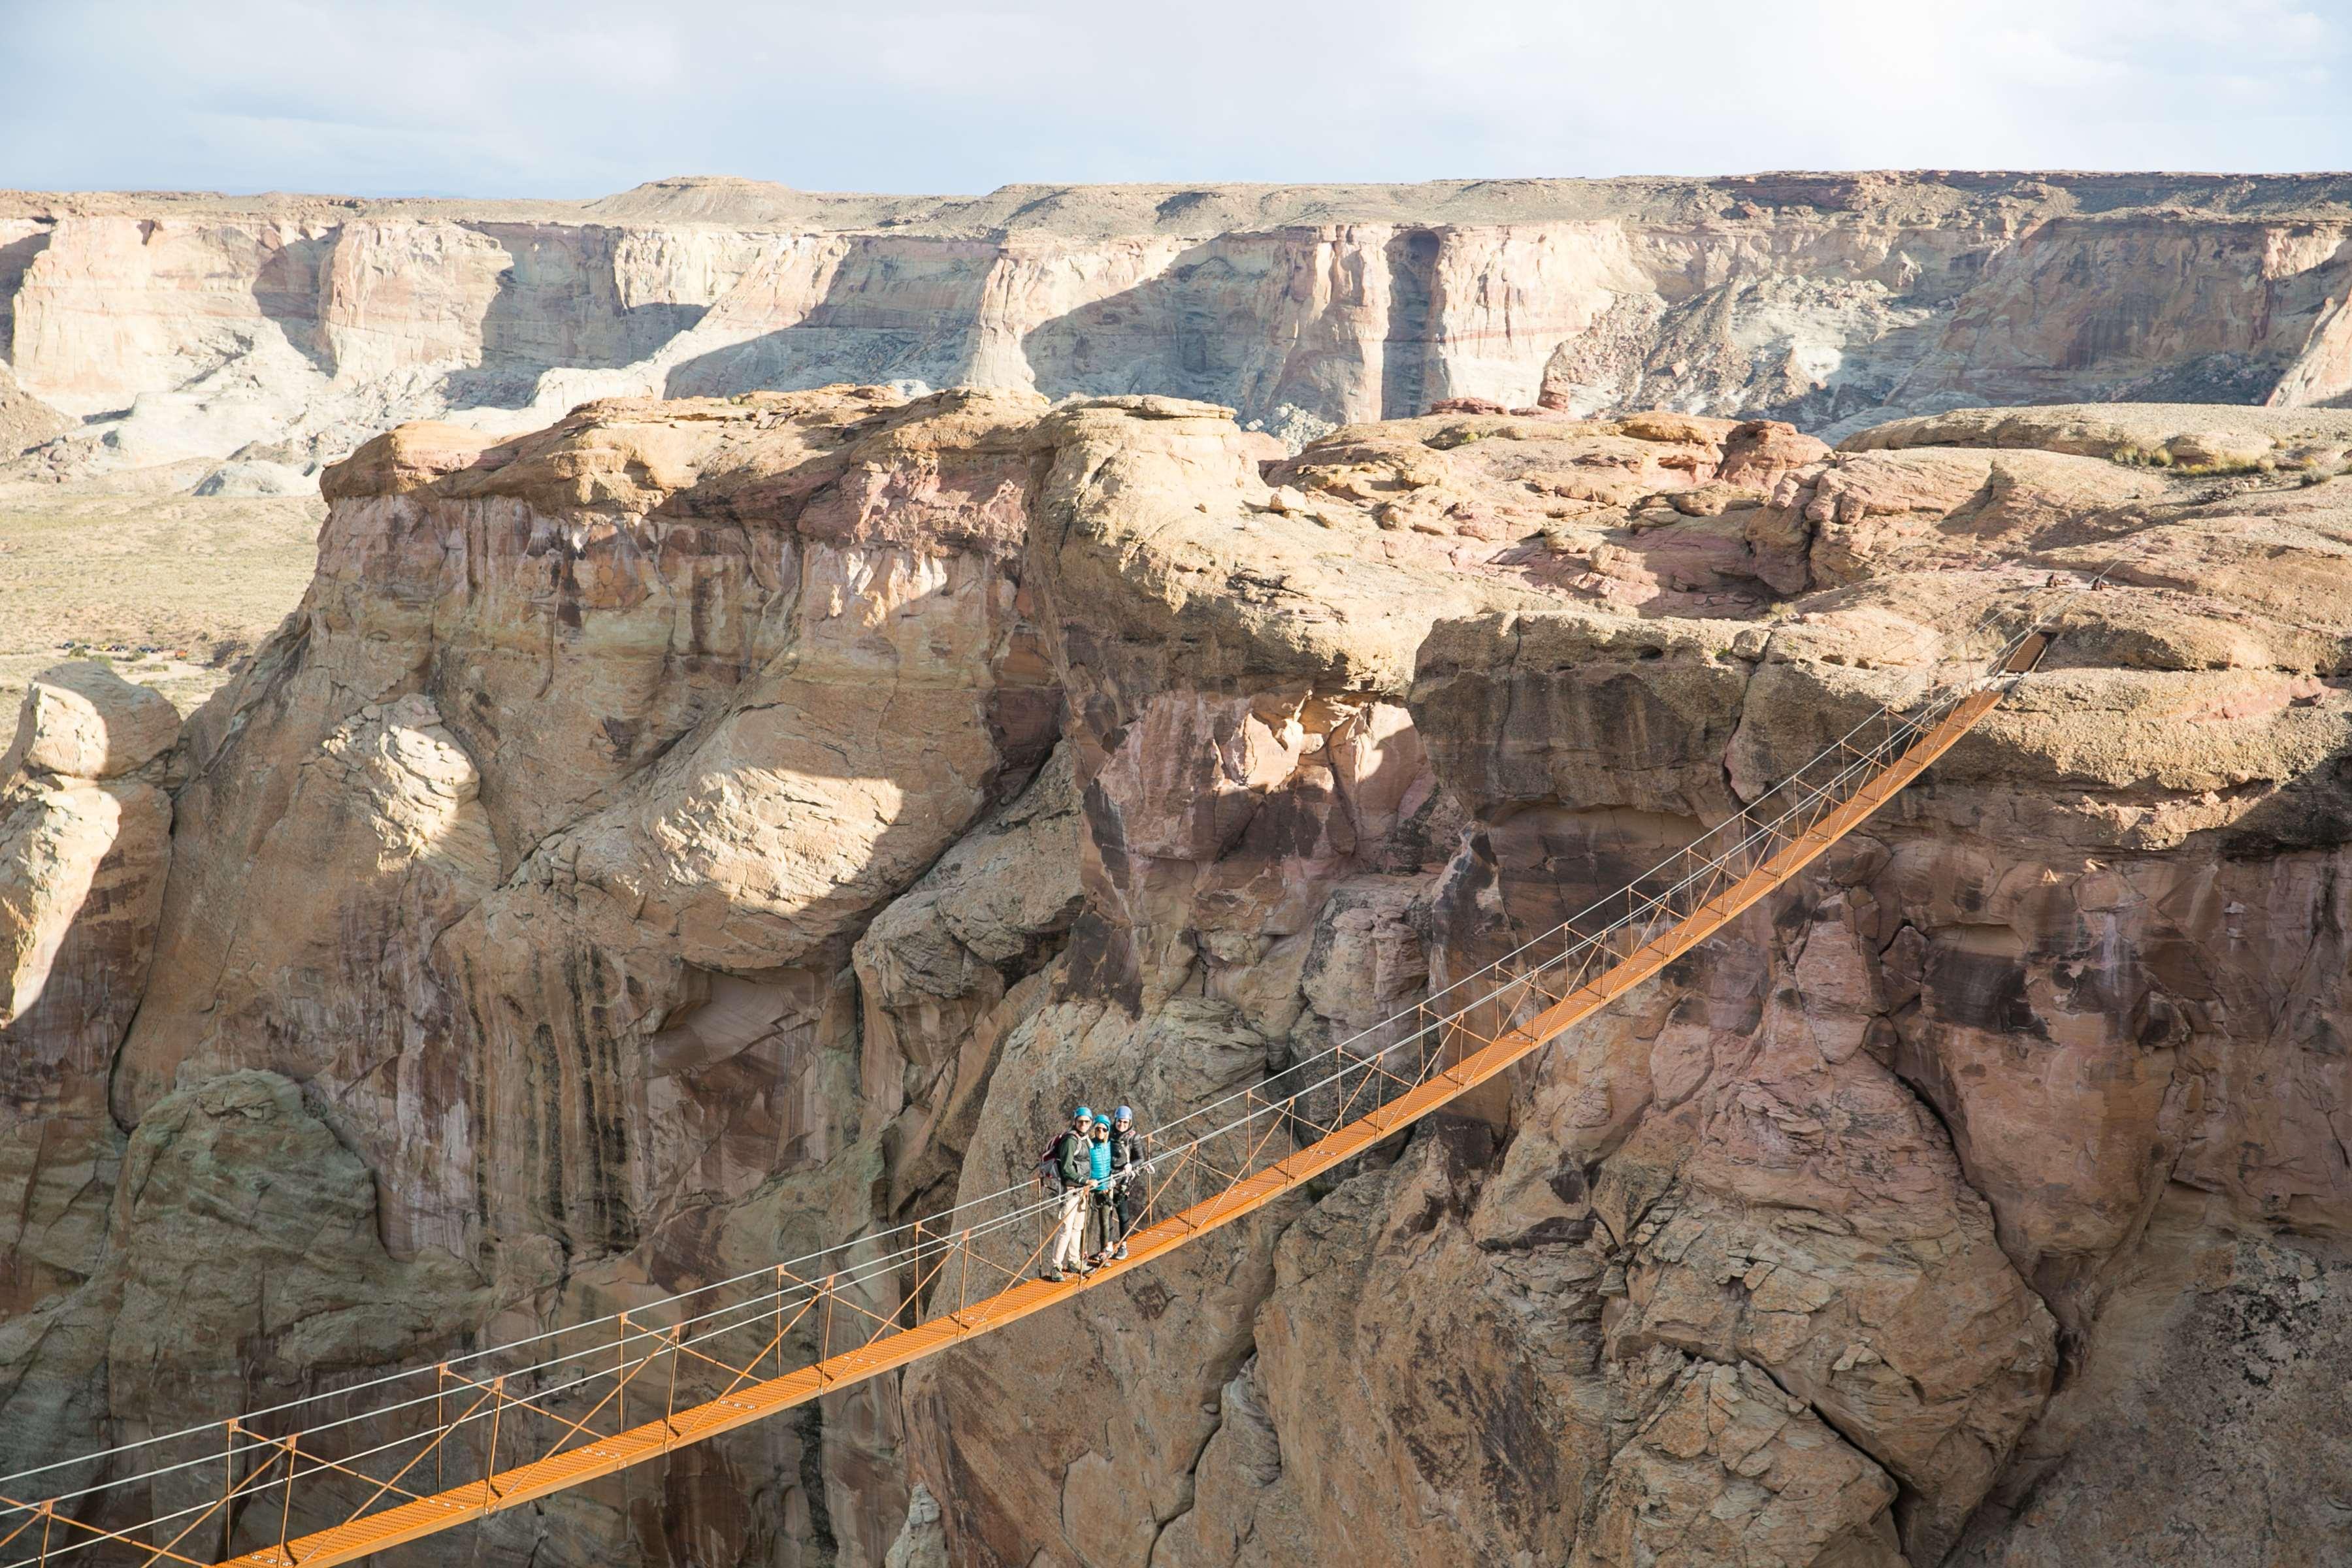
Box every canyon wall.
[4,172,2352,490]
[3,384,2352,1567]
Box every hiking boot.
[1040,1268,1064,1282]
[1112,1244,1128,1260]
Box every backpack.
[1036,1130,1088,1193]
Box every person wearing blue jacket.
[1084,1116,1118,1264]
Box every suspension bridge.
[0,600,2058,1568]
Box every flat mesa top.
[6,170,2352,237]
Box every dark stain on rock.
[1925,927,2048,1042]
[1480,1214,1596,1252]
[686,566,719,657]
[1128,1277,1175,1322]
[787,1404,838,1563]
[1059,909,1141,1016]
[530,1018,566,1239]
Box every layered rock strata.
[5,172,2352,485]
[2,389,2350,1567]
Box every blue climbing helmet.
[1115,1105,1134,1122]
[1072,1105,1094,1124]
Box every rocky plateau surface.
[3,384,2352,1567]
[3,171,2351,493]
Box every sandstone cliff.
[3,386,2352,1567]
[5,172,2352,489]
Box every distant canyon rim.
[1,170,2350,497]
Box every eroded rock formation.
[0,665,175,1315]
[3,385,2351,1566]
[5,172,2352,485]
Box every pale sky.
[3,0,2348,197]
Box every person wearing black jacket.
[1094,1105,1146,1263]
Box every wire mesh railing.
[0,596,2057,1568]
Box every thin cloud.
[1,0,2345,197]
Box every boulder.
[2,662,179,782]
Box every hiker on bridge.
[1092,1105,1145,1264]
[1040,1107,1096,1282]
[1085,1114,1119,1262]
